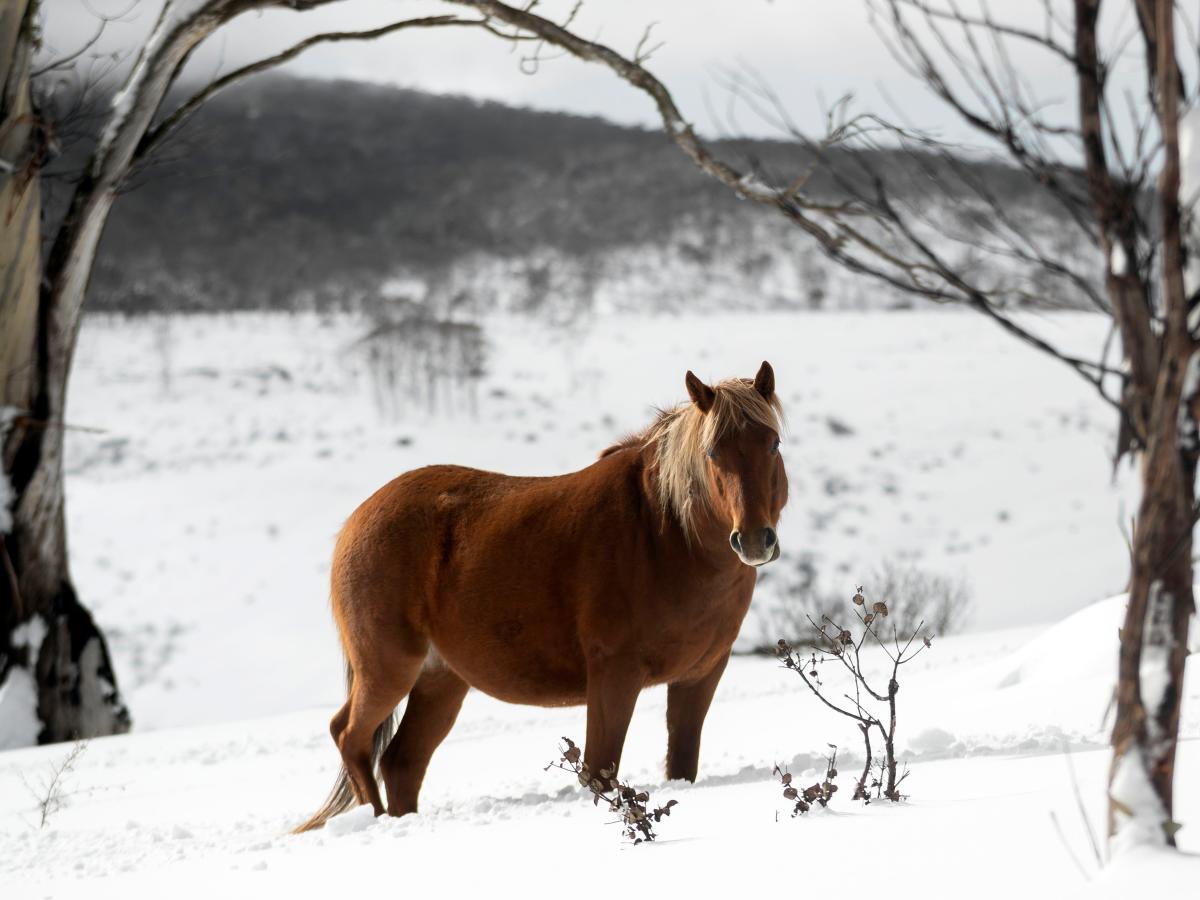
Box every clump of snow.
[1180,107,1200,299]
[0,618,48,750]
[1110,242,1128,276]
[1179,350,1200,449]
[1109,746,1168,854]
[324,805,378,836]
[0,666,39,750]
[1139,583,1173,733]
[0,405,17,534]
[97,0,214,164]
[11,616,47,664]
[736,172,775,200]
[666,115,691,137]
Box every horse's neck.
[635,447,739,571]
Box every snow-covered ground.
[2,309,1195,895]
[0,595,1196,897]
[56,309,1136,728]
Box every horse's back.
[331,456,645,703]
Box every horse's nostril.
[729,531,742,554]
[763,527,778,549]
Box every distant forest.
[40,74,1097,314]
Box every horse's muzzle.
[730,527,779,567]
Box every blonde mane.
[605,378,784,537]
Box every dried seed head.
[852,592,865,606]
[863,613,875,624]
[872,601,888,616]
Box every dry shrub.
[774,745,839,816]
[777,585,933,803]
[754,555,970,653]
[547,738,677,844]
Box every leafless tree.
[435,0,1193,852]
[0,0,504,745]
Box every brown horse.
[295,361,787,832]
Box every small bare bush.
[754,555,970,653]
[777,585,932,802]
[23,740,88,828]
[864,559,972,636]
[355,310,486,419]
[547,737,677,844]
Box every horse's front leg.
[665,653,730,782]
[583,656,645,787]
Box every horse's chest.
[627,581,752,681]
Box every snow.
[736,172,775,200]
[1109,746,1169,853]
[0,592,1194,896]
[6,309,1141,730]
[0,308,1194,892]
[1181,107,1200,300]
[0,667,39,750]
[1109,242,1127,276]
[1140,582,1173,730]
[1179,350,1200,448]
[97,0,212,164]
[0,405,16,534]
[52,310,1141,733]
[0,618,47,750]
[11,616,47,663]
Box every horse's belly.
[435,636,589,707]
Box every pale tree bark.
[0,0,483,745]
[2,0,130,745]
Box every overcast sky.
[37,0,1151,145]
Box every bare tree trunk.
[1105,0,1195,848]
[1,0,130,743]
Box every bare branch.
[450,0,1122,414]
[134,15,485,165]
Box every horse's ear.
[685,370,716,413]
[753,360,775,401]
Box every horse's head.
[684,361,788,567]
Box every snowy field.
[0,596,1196,897]
[1,309,1196,895]
[57,309,1141,728]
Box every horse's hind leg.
[379,658,469,816]
[335,652,426,816]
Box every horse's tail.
[292,661,399,834]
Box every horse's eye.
[771,438,781,454]
[706,447,717,460]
